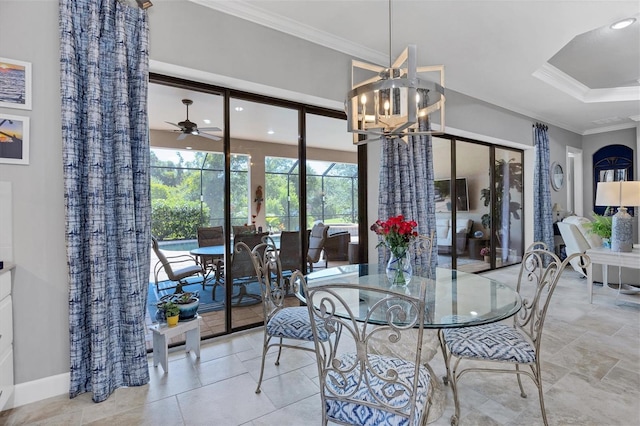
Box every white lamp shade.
[620,181,640,207]
[595,181,621,206]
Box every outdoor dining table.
[189,237,281,282]
[299,263,522,422]
[190,245,225,258]
[188,235,281,260]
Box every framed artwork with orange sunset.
[0,57,32,110]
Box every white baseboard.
[6,373,69,409]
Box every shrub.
[151,199,209,240]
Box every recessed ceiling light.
[203,119,211,124]
[611,18,635,30]
[186,146,192,150]
[235,106,244,112]
[267,130,275,135]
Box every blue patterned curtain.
[533,123,554,252]
[377,91,436,273]
[60,0,151,402]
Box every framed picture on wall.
[0,57,32,110]
[0,113,29,165]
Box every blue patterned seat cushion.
[443,323,536,363]
[325,353,431,425]
[266,307,328,341]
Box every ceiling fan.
[165,98,221,141]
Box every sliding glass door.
[432,135,523,272]
[305,113,358,269]
[228,97,300,330]
[147,75,358,346]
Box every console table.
[467,238,489,260]
[585,246,640,303]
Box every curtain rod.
[119,0,153,10]
[136,0,153,9]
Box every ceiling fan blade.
[177,133,187,141]
[198,132,222,141]
[165,121,183,129]
[198,126,222,132]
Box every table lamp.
[595,181,640,252]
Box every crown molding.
[533,62,640,103]
[190,0,387,65]
[582,122,638,135]
[149,59,344,111]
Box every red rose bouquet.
[371,214,418,257]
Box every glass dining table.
[298,263,522,422]
[300,263,521,329]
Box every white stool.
[148,315,201,373]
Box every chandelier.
[345,1,445,145]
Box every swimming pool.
[158,240,198,251]
[158,234,282,251]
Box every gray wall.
[0,0,614,398]
[0,0,68,385]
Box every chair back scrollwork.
[294,271,432,425]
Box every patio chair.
[196,226,224,271]
[438,242,590,426]
[151,235,207,294]
[227,232,268,304]
[278,230,303,275]
[307,222,329,271]
[232,224,256,236]
[296,270,432,425]
[248,238,327,394]
[323,231,350,267]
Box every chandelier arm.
[352,60,386,74]
[392,46,410,69]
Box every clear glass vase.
[386,249,413,286]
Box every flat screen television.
[434,178,469,212]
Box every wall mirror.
[550,162,564,191]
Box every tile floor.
[2,265,639,425]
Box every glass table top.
[301,264,522,329]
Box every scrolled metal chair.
[295,270,433,426]
[249,238,331,394]
[438,242,590,426]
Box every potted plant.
[163,301,180,327]
[480,247,491,263]
[159,291,200,320]
[585,211,612,248]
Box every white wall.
[0,0,590,407]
